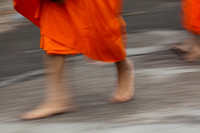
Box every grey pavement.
[0,0,183,80]
[2,123,200,133]
[2,48,200,132]
[1,0,200,133]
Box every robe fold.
[13,0,127,62]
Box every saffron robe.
[13,0,127,62]
[182,0,200,34]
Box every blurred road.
[0,0,183,80]
[0,0,182,81]
[1,0,200,133]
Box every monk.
[13,0,135,120]
[171,0,200,61]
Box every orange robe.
[182,0,200,34]
[13,0,127,62]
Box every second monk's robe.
[182,0,200,34]
[14,0,127,62]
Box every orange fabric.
[40,35,80,55]
[13,0,41,26]
[14,0,127,62]
[182,0,200,34]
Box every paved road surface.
[0,0,182,81]
[2,1,200,133]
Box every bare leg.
[21,54,74,120]
[110,58,135,103]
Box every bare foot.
[21,54,77,120]
[110,59,135,103]
[170,45,189,56]
[21,102,76,120]
[170,37,194,56]
[170,36,200,61]
[182,47,200,61]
